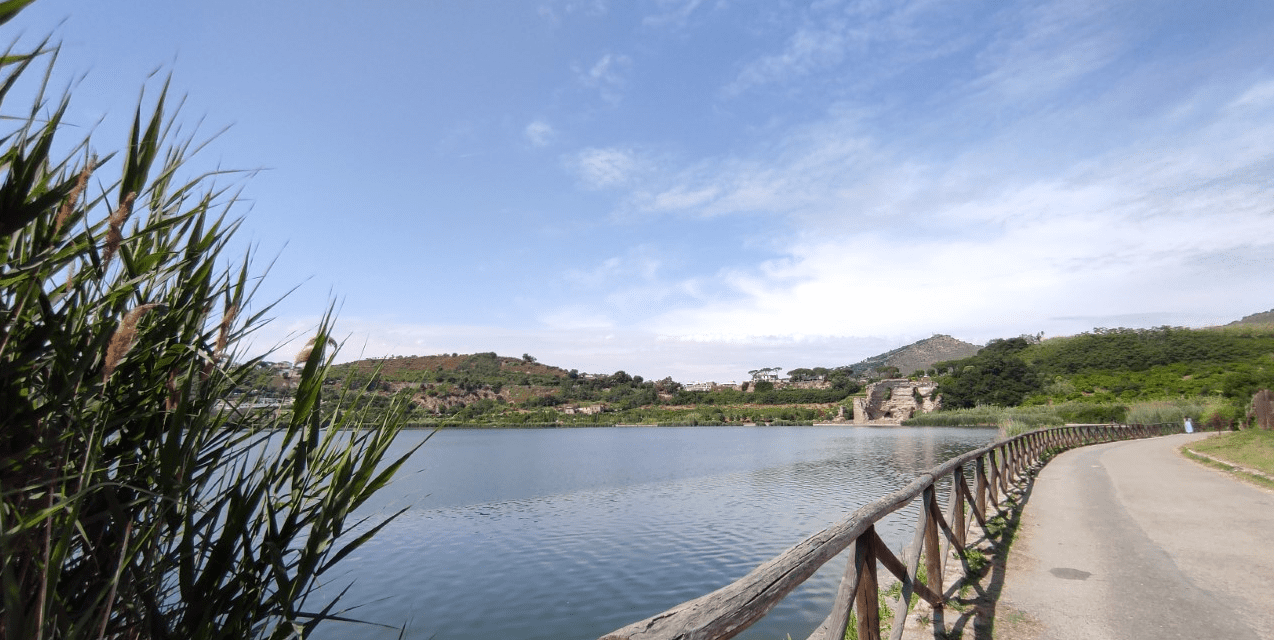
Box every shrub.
[0,12,415,639]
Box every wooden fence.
[599,423,1180,640]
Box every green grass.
[844,583,897,640]
[1188,430,1274,476]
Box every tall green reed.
[0,6,418,638]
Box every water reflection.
[312,426,996,640]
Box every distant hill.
[844,335,982,377]
[332,352,570,382]
[1227,308,1274,326]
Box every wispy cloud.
[538,0,608,25]
[642,0,711,29]
[576,52,632,104]
[568,147,646,188]
[524,119,556,147]
[597,57,1274,344]
[967,0,1126,104]
[723,0,966,97]
[727,22,855,95]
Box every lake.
[312,425,998,640]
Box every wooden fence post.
[813,529,876,640]
[951,467,968,551]
[996,446,1009,498]
[975,454,989,524]
[925,490,944,609]
[854,533,881,640]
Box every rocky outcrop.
[853,378,941,424]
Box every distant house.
[562,404,604,415]
[267,361,298,376]
[684,382,714,392]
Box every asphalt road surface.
[999,432,1274,640]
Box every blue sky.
[9,0,1273,381]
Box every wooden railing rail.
[599,422,1181,640]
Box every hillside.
[1227,308,1274,327]
[331,352,570,384]
[912,323,1274,429]
[844,334,981,377]
[243,309,1274,429]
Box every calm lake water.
[312,425,997,640]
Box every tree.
[937,351,1042,408]
[653,376,682,394]
[522,353,537,363]
[0,13,416,639]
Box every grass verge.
[1181,430,1274,490]
[1187,430,1274,475]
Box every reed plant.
[1,7,416,639]
[904,402,1128,433]
[1124,400,1200,426]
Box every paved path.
[999,433,1274,639]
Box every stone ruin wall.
[853,378,941,425]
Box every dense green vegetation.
[0,8,412,638]
[915,326,1274,430]
[932,337,1042,409]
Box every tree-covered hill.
[927,325,1274,427]
[330,352,570,387]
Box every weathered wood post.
[975,454,989,524]
[852,533,881,640]
[814,529,879,640]
[995,445,1009,498]
[924,487,943,608]
[951,467,968,551]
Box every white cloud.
[569,147,644,188]
[727,23,853,95]
[577,52,632,104]
[642,0,710,28]
[593,65,1274,346]
[723,0,964,97]
[524,119,556,147]
[1228,80,1274,111]
[968,0,1125,104]
[538,0,608,25]
[649,185,720,211]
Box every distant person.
[1184,417,1194,433]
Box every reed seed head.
[55,159,96,233]
[103,303,165,382]
[213,304,238,363]
[101,191,137,268]
[294,335,337,366]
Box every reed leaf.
[1,12,413,640]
